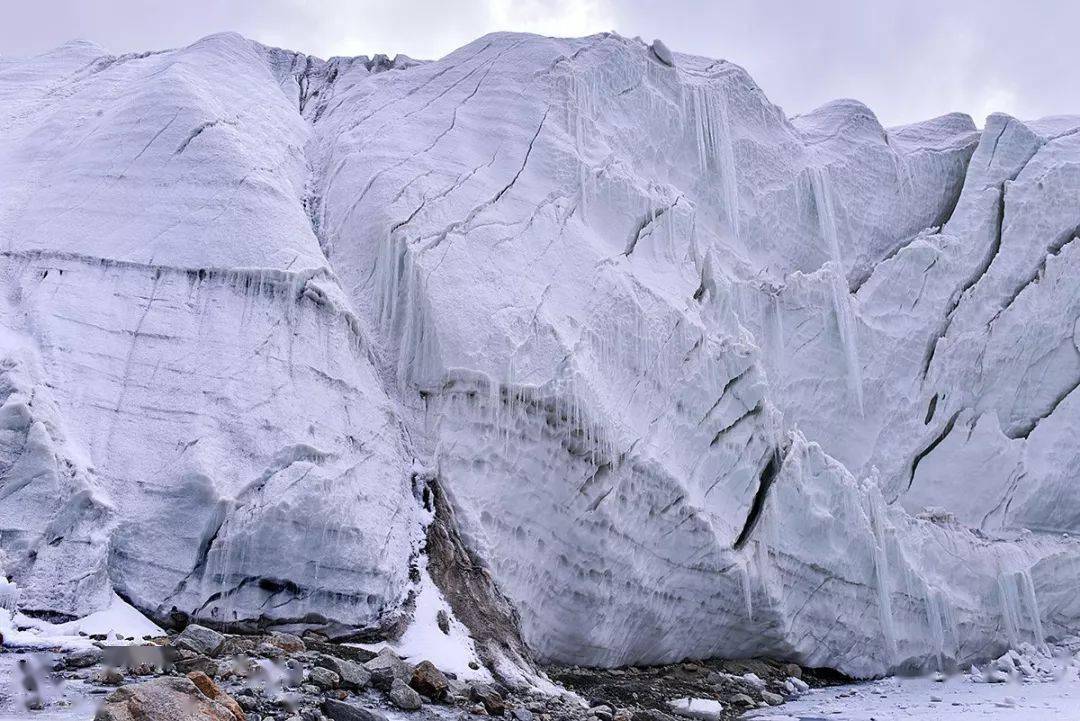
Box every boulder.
[321,699,390,721]
[267,632,306,654]
[173,624,226,657]
[470,684,506,716]
[66,646,103,669]
[186,671,245,721]
[409,660,448,700]
[363,647,410,690]
[389,678,423,710]
[94,667,125,686]
[761,690,784,706]
[93,676,237,721]
[176,655,221,678]
[316,654,371,690]
[310,666,340,691]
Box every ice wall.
[2,30,1079,678]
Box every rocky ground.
[1,624,845,721]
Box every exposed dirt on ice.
[548,657,848,720]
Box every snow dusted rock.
[2,30,1080,679]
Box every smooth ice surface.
[2,30,1080,678]
[749,677,1080,720]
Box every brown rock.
[410,660,449,700]
[175,655,221,678]
[187,671,246,721]
[470,685,505,716]
[93,676,236,721]
[94,667,125,686]
[267,632,306,654]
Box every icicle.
[692,86,740,242]
[1020,569,1046,649]
[868,491,899,664]
[925,588,945,671]
[998,572,1023,649]
[741,562,754,622]
[810,167,864,413]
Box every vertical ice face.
[2,30,1079,678]
[0,34,420,632]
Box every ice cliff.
[1,31,1078,679]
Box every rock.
[66,646,103,668]
[268,632,306,654]
[173,624,226,657]
[363,647,410,690]
[94,667,125,686]
[650,39,674,66]
[321,698,390,721]
[436,609,450,635]
[187,671,246,721]
[410,660,449,700]
[630,711,677,721]
[510,708,534,721]
[255,642,284,659]
[470,704,489,716]
[176,655,222,678]
[93,676,237,721]
[761,691,784,706]
[591,705,613,721]
[317,654,371,691]
[470,684,506,716]
[783,663,802,679]
[310,666,341,691]
[731,694,755,707]
[612,711,631,721]
[389,678,423,710]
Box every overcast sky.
[4,0,1074,127]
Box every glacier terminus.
[1,29,1080,694]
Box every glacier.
[1,30,1079,679]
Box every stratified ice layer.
[1,31,1079,678]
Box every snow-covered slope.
[1,31,1078,678]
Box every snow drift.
[1,31,1079,678]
